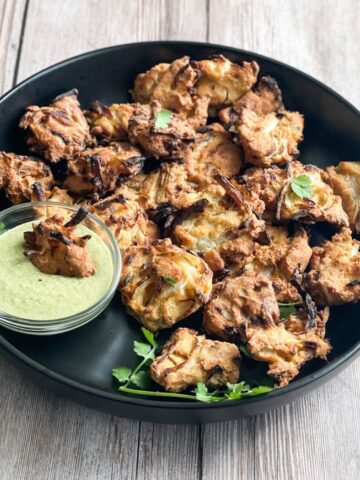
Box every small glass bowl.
[0,202,122,335]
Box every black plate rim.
[0,40,359,410]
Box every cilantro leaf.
[133,341,154,360]
[290,175,313,199]
[239,345,252,358]
[248,385,273,396]
[141,327,157,348]
[194,383,211,402]
[279,303,297,318]
[112,366,132,384]
[130,370,153,389]
[163,276,178,286]
[154,109,173,129]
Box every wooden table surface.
[0,1,359,479]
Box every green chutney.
[0,221,113,320]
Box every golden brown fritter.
[19,89,93,163]
[203,271,279,342]
[240,161,349,226]
[132,57,209,128]
[23,208,95,277]
[238,110,304,167]
[203,271,331,386]
[89,193,159,253]
[327,161,360,233]
[172,181,264,271]
[239,224,312,302]
[306,228,360,306]
[86,102,140,140]
[246,315,331,387]
[128,102,196,159]
[150,327,240,392]
[0,151,54,204]
[120,239,213,331]
[192,55,259,115]
[219,76,284,131]
[63,142,144,199]
[184,123,243,184]
[141,161,199,210]
[31,185,75,218]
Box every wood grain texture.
[0,0,27,93]
[0,1,360,479]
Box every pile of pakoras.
[1,54,359,393]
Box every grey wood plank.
[202,2,360,480]
[16,0,208,82]
[0,356,140,480]
[0,0,27,94]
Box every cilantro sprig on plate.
[112,328,272,402]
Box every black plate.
[0,41,359,424]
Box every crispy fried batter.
[327,161,360,233]
[184,123,243,184]
[86,102,140,140]
[239,224,312,302]
[150,327,240,392]
[120,239,213,331]
[192,55,259,115]
[19,89,93,163]
[89,193,159,252]
[306,228,360,305]
[246,314,330,387]
[203,271,331,386]
[31,185,75,217]
[238,110,304,167]
[23,209,95,277]
[203,272,279,341]
[132,57,209,128]
[219,76,284,130]
[63,142,144,199]
[240,161,349,226]
[128,102,196,158]
[0,151,54,204]
[172,182,264,271]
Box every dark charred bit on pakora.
[0,151,54,204]
[64,142,145,199]
[19,89,93,163]
[128,102,196,159]
[150,327,240,392]
[23,208,96,277]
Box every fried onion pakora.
[240,161,349,226]
[184,123,243,184]
[0,151,54,204]
[24,208,95,277]
[128,102,196,158]
[63,142,145,199]
[203,271,331,386]
[327,161,360,233]
[31,184,75,218]
[219,76,284,131]
[306,228,360,306]
[19,89,93,163]
[192,55,259,115]
[120,239,213,331]
[150,327,240,392]
[240,224,312,302]
[132,56,209,128]
[172,180,264,271]
[86,102,140,140]
[89,193,159,253]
